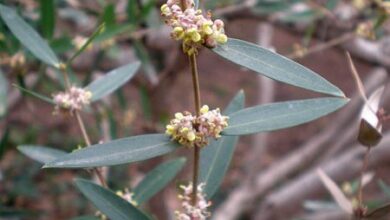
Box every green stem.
[189,54,201,205]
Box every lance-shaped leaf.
[212,38,344,97]
[85,62,140,102]
[44,134,179,168]
[0,4,60,67]
[200,90,244,198]
[0,70,7,117]
[223,97,348,135]
[75,179,150,220]
[39,0,55,39]
[18,145,66,164]
[133,158,186,204]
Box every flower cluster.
[160,0,227,55]
[52,86,92,113]
[166,105,228,148]
[116,189,138,206]
[175,182,211,220]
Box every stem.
[61,65,107,188]
[75,111,92,146]
[189,54,201,205]
[60,64,71,90]
[357,147,371,208]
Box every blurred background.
[0,0,390,219]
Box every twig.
[288,33,355,59]
[189,54,202,205]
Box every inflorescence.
[52,86,92,114]
[166,105,228,148]
[160,0,227,55]
[175,182,211,220]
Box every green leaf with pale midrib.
[212,38,344,97]
[0,4,60,67]
[18,145,67,164]
[223,97,349,135]
[75,179,150,220]
[44,134,179,168]
[200,90,245,199]
[85,62,140,102]
[133,158,186,204]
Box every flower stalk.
[189,53,201,205]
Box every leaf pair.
[212,38,349,136]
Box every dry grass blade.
[317,168,353,215]
[346,52,368,103]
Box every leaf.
[85,62,140,102]
[18,145,67,164]
[317,169,353,214]
[0,4,60,67]
[39,0,55,39]
[0,69,7,117]
[13,84,54,105]
[364,203,390,220]
[200,90,245,198]
[378,180,390,198]
[102,4,116,28]
[223,97,348,135]
[44,134,180,168]
[75,179,150,220]
[133,158,186,204]
[212,38,344,97]
[68,23,105,65]
[133,42,158,85]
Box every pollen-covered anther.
[160,0,228,55]
[52,86,92,113]
[175,182,211,220]
[165,105,228,148]
[116,189,138,206]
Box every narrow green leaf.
[212,38,345,97]
[102,4,115,28]
[44,134,179,168]
[13,84,54,104]
[68,23,105,64]
[378,180,390,199]
[133,42,158,85]
[223,97,349,135]
[200,90,245,198]
[39,0,55,39]
[0,69,7,117]
[0,128,9,159]
[0,4,60,67]
[18,145,67,164]
[75,179,150,220]
[133,158,186,204]
[85,62,140,102]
